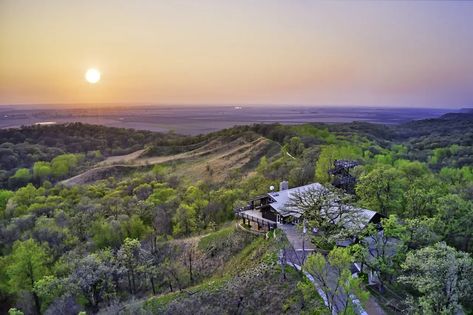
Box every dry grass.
[61,135,276,186]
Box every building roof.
[332,204,380,230]
[267,182,380,229]
[267,183,325,217]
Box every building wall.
[261,207,277,222]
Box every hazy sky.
[1,1,472,107]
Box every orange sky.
[1,1,472,107]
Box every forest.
[0,111,472,314]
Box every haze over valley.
[0,105,459,135]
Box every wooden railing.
[235,211,277,230]
[234,205,251,213]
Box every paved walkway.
[279,223,384,315]
[279,224,315,252]
[279,224,315,266]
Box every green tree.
[117,238,143,295]
[182,184,209,229]
[356,165,404,216]
[242,173,274,197]
[435,194,473,252]
[214,188,242,213]
[91,219,122,248]
[33,161,52,181]
[6,183,43,217]
[10,168,32,185]
[296,278,328,314]
[373,153,394,165]
[50,153,81,178]
[400,242,473,314]
[353,215,407,292]
[403,176,443,217]
[146,185,176,206]
[404,217,441,249]
[256,156,269,174]
[173,204,197,236]
[6,239,50,315]
[286,136,305,157]
[121,215,152,240]
[304,247,368,314]
[0,189,14,218]
[33,275,66,313]
[395,160,429,182]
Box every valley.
[0,112,472,314]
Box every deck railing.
[235,211,277,230]
[234,205,254,213]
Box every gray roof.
[331,204,379,230]
[267,183,325,217]
[267,182,379,229]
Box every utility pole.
[302,219,307,265]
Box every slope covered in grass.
[118,229,325,315]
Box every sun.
[85,68,101,84]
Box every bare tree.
[287,187,364,241]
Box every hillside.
[1,113,473,314]
[59,134,279,186]
[106,228,324,315]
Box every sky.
[1,1,472,108]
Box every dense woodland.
[1,112,472,314]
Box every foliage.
[10,168,32,186]
[435,194,473,252]
[1,114,473,313]
[5,239,50,293]
[5,239,50,314]
[356,165,404,215]
[285,136,305,157]
[304,247,369,314]
[140,230,317,315]
[400,242,473,314]
[352,215,407,291]
[33,275,66,312]
[0,189,14,218]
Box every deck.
[235,209,277,231]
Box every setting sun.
[85,68,101,84]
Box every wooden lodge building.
[236,181,390,287]
[249,181,318,224]
[237,181,383,233]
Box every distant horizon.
[2,1,473,107]
[0,103,467,110]
[0,105,463,135]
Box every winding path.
[279,224,383,314]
